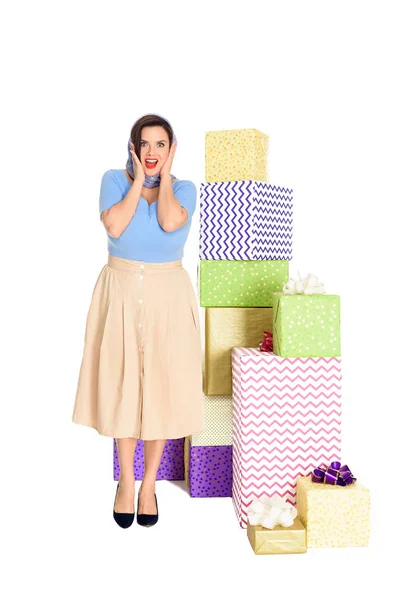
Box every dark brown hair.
[129,114,174,161]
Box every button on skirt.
[72,254,205,440]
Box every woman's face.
[139,126,170,176]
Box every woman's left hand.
[159,141,177,179]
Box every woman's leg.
[139,439,167,514]
[115,437,138,512]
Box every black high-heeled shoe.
[136,486,158,527]
[113,482,135,529]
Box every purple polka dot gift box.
[184,438,232,498]
[113,438,184,481]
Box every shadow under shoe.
[113,482,135,529]
[136,487,158,527]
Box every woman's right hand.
[129,141,145,184]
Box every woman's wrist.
[133,176,145,188]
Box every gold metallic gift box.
[205,128,269,183]
[296,476,371,547]
[247,517,307,555]
[204,307,273,395]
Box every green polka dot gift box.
[272,292,341,357]
[198,260,289,307]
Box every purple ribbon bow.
[311,462,356,486]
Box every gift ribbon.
[247,495,297,529]
[259,331,273,352]
[311,462,357,486]
[283,271,325,295]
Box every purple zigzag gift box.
[187,442,232,497]
[113,438,184,480]
[200,181,293,260]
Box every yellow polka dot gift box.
[199,260,289,307]
[296,473,371,548]
[205,128,269,183]
[272,291,341,358]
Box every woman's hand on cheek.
[159,141,177,179]
[130,142,146,184]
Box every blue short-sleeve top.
[99,169,197,262]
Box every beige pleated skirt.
[72,254,205,440]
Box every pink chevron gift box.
[232,348,342,528]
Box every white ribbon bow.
[283,271,325,295]
[247,495,298,529]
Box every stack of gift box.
[184,128,292,496]
[184,127,371,554]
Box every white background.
[2,0,398,597]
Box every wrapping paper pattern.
[204,307,273,394]
[200,181,293,260]
[232,348,342,528]
[272,292,341,358]
[205,129,269,182]
[191,393,233,446]
[113,437,184,480]
[199,260,289,307]
[184,435,190,486]
[187,442,233,497]
[247,517,307,554]
[296,476,370,547]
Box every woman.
[72,113,205,529]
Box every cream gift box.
[199,181,293,261]
[296,475,371,547]
[191,393,233,446]
[232,348,342,528]
[205,128,269,182]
